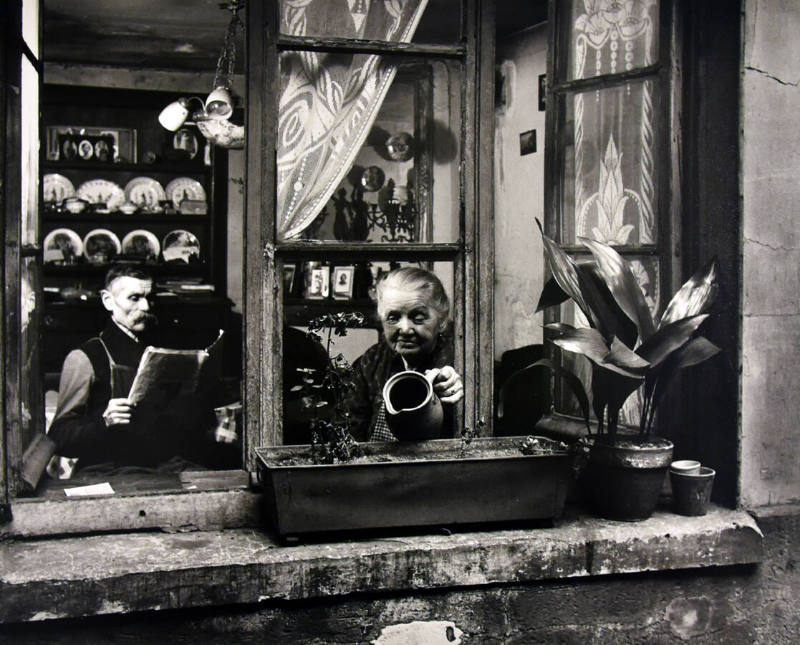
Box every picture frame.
[332,266,355,300]
[46,125,138,163]
[303,262,330,300]
[283,263,297,296]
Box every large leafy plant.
[535,222,720,439]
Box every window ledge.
[1,505,762,624]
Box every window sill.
[1,505,762,624]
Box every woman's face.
[378,284,444,362]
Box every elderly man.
[48,264,219,470]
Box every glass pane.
[554,254,660,427]
[277,55,460,243]
[565,0,659,82]
[282,260,456,444]
[21,55,39,247]
[23,0,40,58]
[559,80,659,247]
[279,0,461,45]
[21,256,43,448]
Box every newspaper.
[127,330,224,408]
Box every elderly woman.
[346,267,464,441]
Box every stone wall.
[740,0,800,507]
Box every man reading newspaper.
[48,264,234,473]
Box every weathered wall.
[493,23,547,361]
[2,510,797,644]
[740,0,800,507]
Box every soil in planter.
[263,435,569,468]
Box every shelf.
[43,213,207,224]
[44,262,208,275]
[43,160,209,175]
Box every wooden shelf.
[43,160,209,175]
[43,212,207,224]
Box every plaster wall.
[493,24,548,361]
[741,0,800,507]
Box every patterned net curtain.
[564,0,659,247]
[559,1,661,426]
[277,0,428,240]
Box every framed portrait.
[332,266,355,300]
[283,263,297,296]
[46,125,137,163]
[303,262,330,300]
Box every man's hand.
[425,366,464,404]
[102,398,135,427]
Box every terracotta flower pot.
[670,466,715,516]
[383,370,444,441]
[582,436,673,521]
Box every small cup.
[670,466,715,516]
[670,459,701,475]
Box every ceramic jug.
[382,370,444,441]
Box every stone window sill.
[1,505,762,624]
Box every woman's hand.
[102,398,135,427]
[425,366,464,404]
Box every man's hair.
[375,267,450,321]
[103,264,152,290]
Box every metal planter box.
[255,436,573,538]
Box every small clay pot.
[382,370,443,441]
[670,466,715,516]
[670,459,701,475]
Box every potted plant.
[255,313,574,540]
[533,222,721,520]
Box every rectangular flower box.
[255,436,573,538]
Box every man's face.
[378,284,443,362]
[101,277,155,335]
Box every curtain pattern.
[277,0,428,240]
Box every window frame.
[244,0,496,464]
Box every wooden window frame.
[2,0,496,534]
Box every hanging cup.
[158,98,191,131]
[205,86,234,119]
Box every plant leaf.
[579,237,657,341]
[591,364,642,436]
[548,326,644,378]
[537,220,592,322]
[575,262,638,347]
[497,358,591,433]
[636,314,710,367]
[660,259,718,328]
[536,276,570,313]
[603,337,650,373]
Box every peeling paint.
[372,620,463,645]
[666,597,712,639]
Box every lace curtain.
[277,0,428,240]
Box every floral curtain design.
[277,0,428,240]
[568,0,658,246]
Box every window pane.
[559,80,659,246]
[277,55,461,243]
[565,0,659,82]
[282,259,456,445]
[21,55,39,247]
[279,0,461,45]
[23,0,40,58]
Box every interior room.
[2,0,800,641]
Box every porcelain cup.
[158,99,190,131]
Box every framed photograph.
[332,266,355,300]
[46,125,138,163]
[303,262,330,300]
[283,263,297,296]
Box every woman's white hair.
[375,267,450,321]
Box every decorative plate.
[43,174,75,203]
[83,228,121,264]
[164,177,206,211]
[162,229,200,263]
[124,177,167,211]
[76,179,125,212]
[121,229,160,261]
[360,166,386,192]
[43,228,83,263]
[385,132,414,162]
